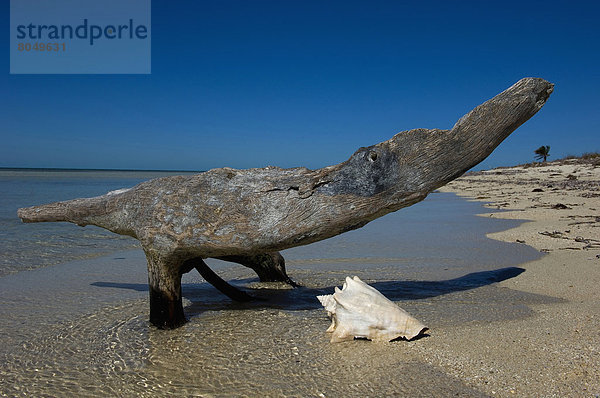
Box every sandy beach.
[431,156,600,396]
[1,161,599,397]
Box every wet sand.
[1,167,597,396]
[436,157,600,396]
[0,249,552,397]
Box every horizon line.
[0,166,203,173]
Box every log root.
[146,251,296,329]
[218,252,299,287]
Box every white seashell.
[317,276,428,343]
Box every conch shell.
[317,276,428,343]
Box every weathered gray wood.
[184,257,256,302]
[18,78,553,329]
[218,252,298,286]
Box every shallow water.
[0,169,552,396]
[0,251,555,397]
[0,169,196,276]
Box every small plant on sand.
[534,145,551,162]
[581,152,600,160]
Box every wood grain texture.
[18,78,554,328]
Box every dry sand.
[426,157,600,397]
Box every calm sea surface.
[0,169,546,396]
[0,168,199,277]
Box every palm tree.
[534,145,550,162]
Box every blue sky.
[2,0,599,171]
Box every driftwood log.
[18,78,553,329]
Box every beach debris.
[539,230,568,239]
[532,188,544,192]
[552,203,571,210]
[538,232,600,249]
[566,215,600,225]
[581,193,600,198]
[17,78,554,329]
[317,276,427,342]
[583,241,600,250]
[516,239,526,243]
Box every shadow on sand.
[92,266,525,314]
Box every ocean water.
[0,169,549,396]
[0,169,198,277]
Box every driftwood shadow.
[92,266,525,315]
